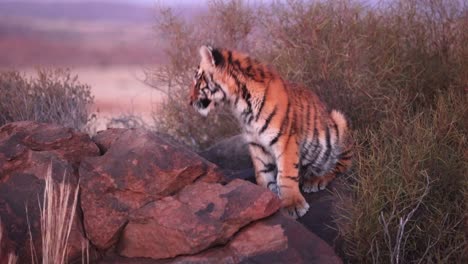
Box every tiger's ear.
[199,45,215,66]
[199,45,224,67]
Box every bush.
[106,114,148,129]
[149,0,258,149]
[335,89,467,263]
[0,69,94,131]
[153,0,467,262]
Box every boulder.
[0,124,344,264]
[99,213,342,264]
[299,180,344,249]
[170,213,342,264]
[199,135,252,171]
[80,129,223,250]
[0,121,100,263]
[117,179,280,259]
[0,121,100,167]
[0,217,11,264]
[92,128,127,154]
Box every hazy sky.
[0,0,205,4]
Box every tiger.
[189,46,353,218]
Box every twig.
[379,171,431,264]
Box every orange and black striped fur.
[189,46,353,218]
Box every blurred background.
[0,0,204,129]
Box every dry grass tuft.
[7,254,18,264]
[27,164,80,264]
[0,218,18,264]
[81,239,90,264]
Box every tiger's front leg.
[248,143,278,195]
[273,136,309,218]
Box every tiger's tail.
[330,110,353,174]
[331,110,350,144]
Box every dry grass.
[336,89,467,263]
[106,113,149,129]
[0,69,94,131]
[81,239,90,264]
[1,219,18,264]
[148,0,255,149]
[7,254,17,264]
[153,0,468,262]
[27,164,80,264]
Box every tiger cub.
[189,46,353,218]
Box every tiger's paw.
[280,192,309,219]
[302,174,335,193]
[267,181,280,196]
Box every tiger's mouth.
[193,97,212,109]
[192,97,214,116]
[199,98,212,109]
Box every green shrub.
[0,69,93,131]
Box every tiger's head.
[189,45,230,116]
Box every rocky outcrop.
[0,121,100,167]
[79,129,223,250]
[99,213,342,264]
[118,179,280,259]
[168,213,342,264]
[0,122,343,264]
[0,121,100,263]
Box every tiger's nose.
[189,91,198,106]
[189,93,197,106]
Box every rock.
[299,180,343,249]
[221,168,255,183]
[99,213,341,264]
[0,121,100,167]
[0,121,100,263]
[92,128,127,154]
[170,213,342,264]
[117,179,280,260]
[0,218,11,264]
[199,135,252,171]
[80,129,224,250]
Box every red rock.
[0,121,100,263]
[98,213,342,264]
[0,121,100,167]
[0,218,11,264]
[117,179,280,260]
[79,129,223,250]
[169,213,342,264]
[92,128,127,153]
[167,215,289,264]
